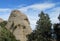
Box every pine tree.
[53,14,60,41]
[27,11,52,41]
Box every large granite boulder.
[6,10,32,41]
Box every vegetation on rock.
[0,21,19,41]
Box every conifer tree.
[27,11,52,41]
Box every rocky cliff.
[5,10,32,41]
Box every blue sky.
[0,0,60,30]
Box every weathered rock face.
[6,10,32,41]
[0,18,3,23]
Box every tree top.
[58,14,60,21]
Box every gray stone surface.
[6,10,32,41]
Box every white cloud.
[28,3,55,10]
[18,3,55,12]
[0,8,12,20]
[0,8,11,12]
[27,15,39,30]
[48,7,60,24]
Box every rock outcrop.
[0,18,3,23]
[6,10,32,41]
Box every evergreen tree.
[27,11,52,41]
[53,14,60,41]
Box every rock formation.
[0,18,3,23]
[5,10,32,41]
